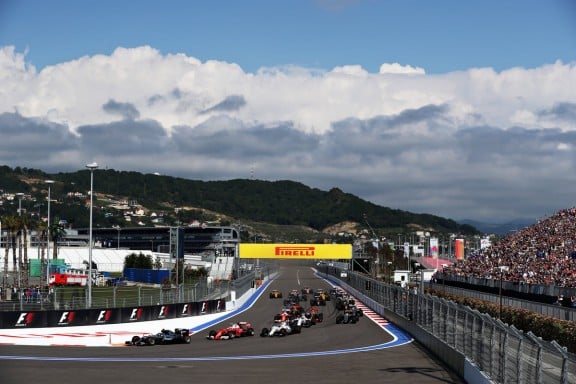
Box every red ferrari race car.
[304,306,324,324]
[206,321,255,340]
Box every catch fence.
[323,266,576,384]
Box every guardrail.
[320,266,576,384]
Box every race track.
[0,261,464,384]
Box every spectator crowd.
[444,207,576,289]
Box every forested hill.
[0,165,479,236]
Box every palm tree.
[2,215,20,287]
[37,221,47,257]
[49,223,66,260]
[1,215,16,293]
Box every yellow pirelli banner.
[239,243,352,259]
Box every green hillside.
[0,165,479,242]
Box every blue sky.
[0,0,576,224]
[1,0,575,74]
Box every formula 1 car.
[260,318,303,337]
[125,328,191,346]
[286,289,307,302]
[269,289,283,299]
[310,291,329,306]
[304,306,324,324]
[335,296,356,311]
[206,321,255,340]
[301,287,313,295]
[335,307,363,324]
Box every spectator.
[443,207,576,288]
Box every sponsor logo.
[58,311,76,326]
[181,304,190,316]
[129,308,143,321]
[216,300,223,311]
[200,302,207,314]
[158,305,169,319]
[96,310,113,323]
[275,246,315,257]
[15,312,35,327]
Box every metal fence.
[0,262,277,312]
[0,280,229,312]
[429,281,576,323]
[324,266,576,384]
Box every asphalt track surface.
[0,261,465,384]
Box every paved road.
[0,261,464,384]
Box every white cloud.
[379,62,426,75]
[1,45,576,223]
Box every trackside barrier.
[0,299,225,328]
[0,263,279,329]
[318,266,576,384]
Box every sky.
[0,0,575,224]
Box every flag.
[430,237,439,259]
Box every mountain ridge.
[2,165,482,240]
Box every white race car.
[260,318,302,337]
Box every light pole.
[15,193,24,288]
[363,214,380,278]
[45,180,54,289]
[86,162,98,308]
[498,265,509,319]
[16,193,24,216]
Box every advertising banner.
[152,304,176,320]
[90,308,121,325]
[198,299,225,315]
[0,299,227,329]
[48,309,89,327]
[3,311,47,328]
[121,306,151,323]
[480,237,491,249]
[178,303,195,317]
[455,238,465,260]
[430,238,439,259]
[239,243,352,259]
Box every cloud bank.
[1,45,575,223]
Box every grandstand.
[441,207,576,301]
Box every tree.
[123,252,153,269]
[2,215,21,286]
[37,220,48,276]
[49,223,66,259]
[1,215,18,292]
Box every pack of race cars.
[258,287,364,336]
[260,296,325,337]
[125,286,364,345]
